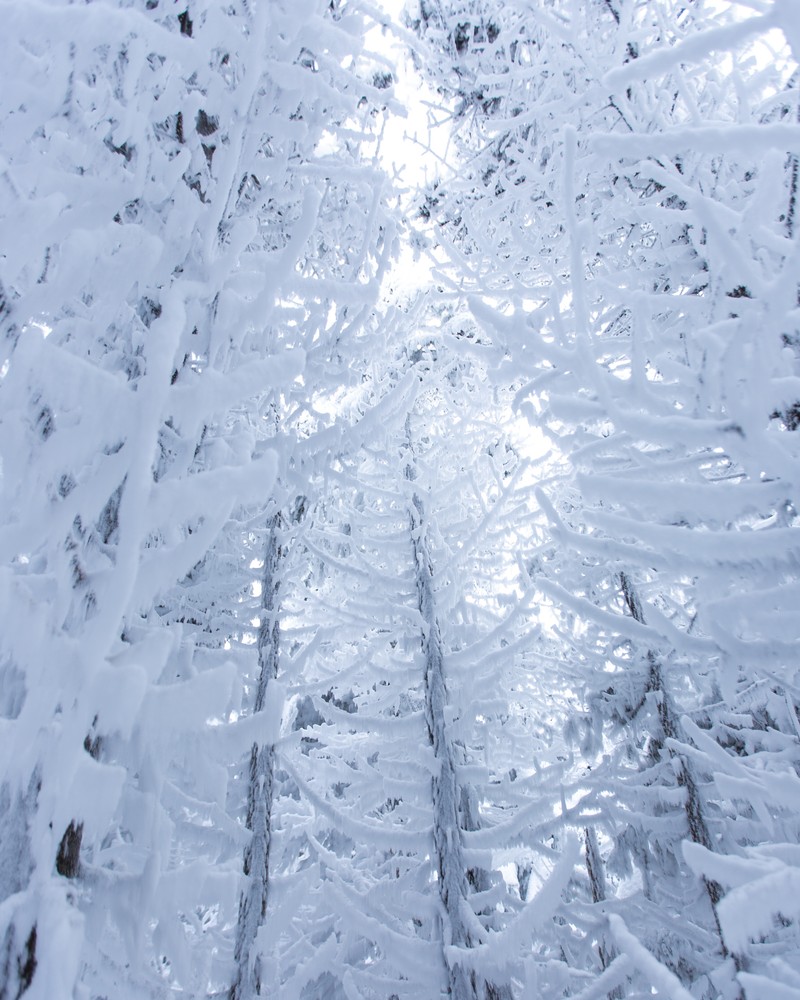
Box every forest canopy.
[0,1,799,998]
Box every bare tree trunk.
[406,460,512,1000]
[619,573,735,964]
[584,826,622,999]
[230,514,282,1000]
[0,772,38,1000]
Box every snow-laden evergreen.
[0,0,396,994]
[233,337,572,997]
[412,0,800,996]
[2,0,800,998]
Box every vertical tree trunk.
[230,514,282,1000]
[0,772,38,1000]
[406,460,512,1000]
[619,574,731,955]
[584,826,622,999]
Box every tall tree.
[0,0,396,995]
[410,0,800,995]
[248,327,580,997]
[4,0,800,997]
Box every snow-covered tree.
[220,316,581,998]
[0,0,397,995]
[4,0,800,997]
[410,0,800,994]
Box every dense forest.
[1,1,799,997]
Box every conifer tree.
[410,0,800,994]
[0,0,395,994]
